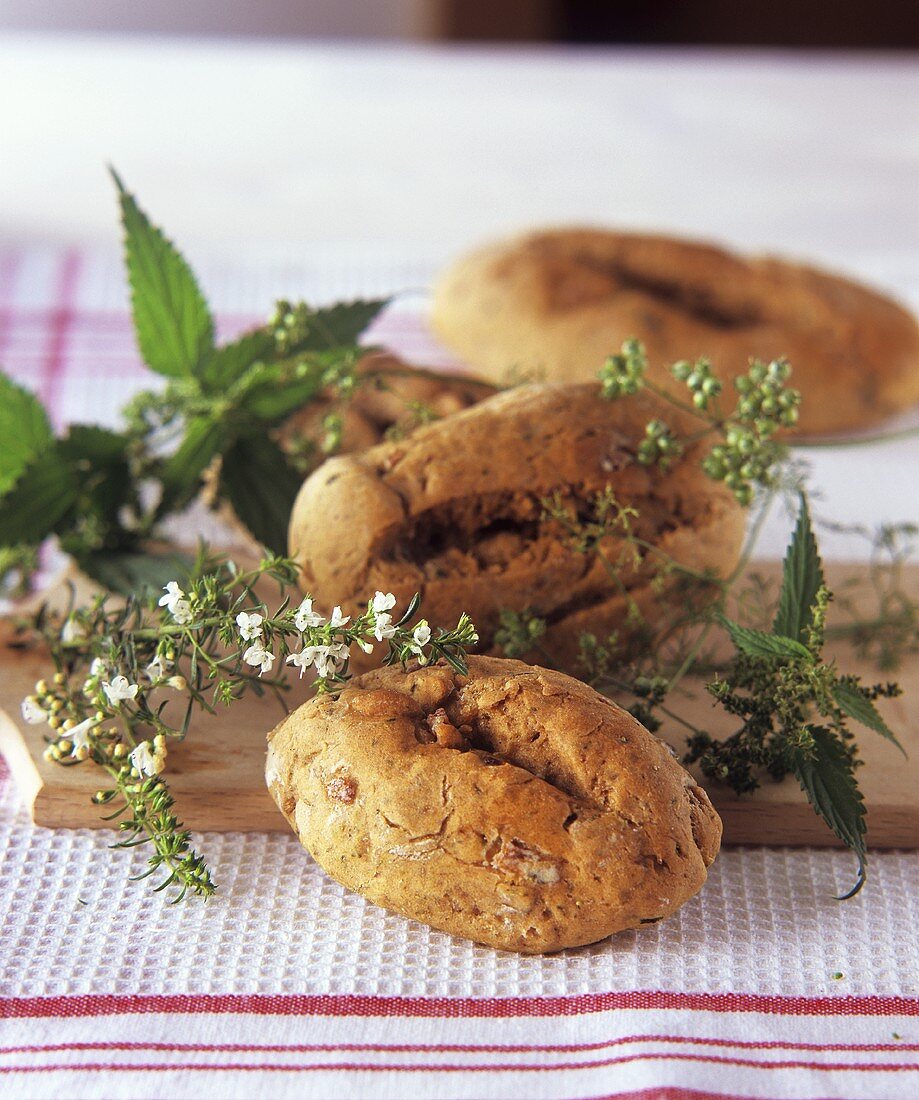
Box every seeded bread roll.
[266,655,722,953]
[288,382,745,673]
[430,229,919,436]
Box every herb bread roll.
[430,229,919,436]
[266,655,721,953]
[288,382,745,673]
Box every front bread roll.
[266,656,722,953]
[288,382,745,672]
[430,229,919,436]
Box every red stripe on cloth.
[38,250,81,419]
[2,991,917,1019]
[3,1037,918,1056]
[0,1053,917,1074]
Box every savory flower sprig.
[19,551,478,900]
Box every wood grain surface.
[1,562,916,847]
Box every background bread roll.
[288,382,745,673]
[431,229,919,436]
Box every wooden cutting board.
[1,562,917,848]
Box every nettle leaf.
[112,169,215,378]
[199,329,274,393]
[158,416,227,514]
[239,363,329,421]
[0,449,77,546]
[78,548,194,597]
[832,680,905,755]
[792,726,867,898]
[0,373,54,495]
[290,300,387,353]
[722,619,811,661]
[58,424,135,529]
[774,494,825,643]
[219,435,302,554]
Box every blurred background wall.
[0,0,916,47]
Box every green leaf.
[58,424,135,529]
[238,364,328,421]
[199,329,274,393]
[0,373,54,495]
[219,435,302,554]
[791,726,867,898]
[112,168,214,378]
[722,619,811,661]
[832,680,905,755]
[0,449,77,546]
[78,548,194,596]
[158,416,227,514]
[774,494,825,643]
[289,300,387,353]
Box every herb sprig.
[20,552,478,900]
[0,171,389,593]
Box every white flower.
[90,657,107,678]
[130,740,165,777]
[328,606,350,628]
[294,598,324,632]
[21,697,48,725]
[61,618,86,644]
[372,591,397,615]
[68,717,97,757]
[102,675,139,705]
[286,650,312,678]
[243,643,275,676]
[355,638,374,654]
[411,621,432,665]
[145,654,170,681]
[373,612,396,642]
[158,581,192,625]
[236,611,264,641]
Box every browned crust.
[288,382,745,673]
[430,229,919,436]
[266,655,722,953]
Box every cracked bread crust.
[266,655,722,953]
[287,381,744,673]
[430,229,919,436]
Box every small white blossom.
[411,621,432,665]
[102,675,139,705]
[373,612,396,642]
[243,643,275,676]
[286,650,312,678]
[21,697,48,725]
[158,581,192,624]
[355,638,374,654]
[61,618,86,644]
[89,658,107,678]
[236,611,264,641]
[130,740,165,777]
[145,654,170,681]
[68,717,97,757]
[328,606,350,628]
[372,591,397,615]
[294,598,324,632]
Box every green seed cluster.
[671,358,722,410]
[734,358,800,431]
[599,338,647,399]
[637,419,683,469]
[270,300,309,356]
[701,358,801,505]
